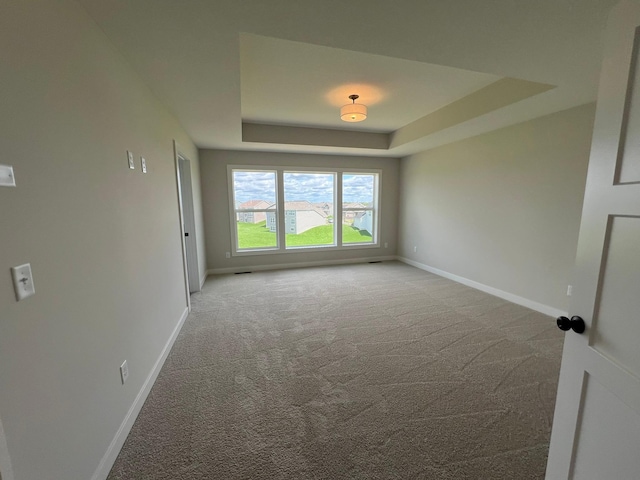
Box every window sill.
[233,242,380,257]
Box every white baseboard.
[199,272,207,289]
[91,307,189,480]
[208,255,397,275]
[397,257,567,318]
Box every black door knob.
[556,316,585,334]
[556,316,571,331]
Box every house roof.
[238,200,271,209]
[265,201,328,217]
[78,0,617,157]
[285,201,328,217]
[344,202,367,209]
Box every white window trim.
[228,165,381,257]
[228,168,280,253]
[342,171,380,246]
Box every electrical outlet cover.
[0,164,16,187]
[141,157,147,173]
[10,263,35,301]
[127,151,135,170]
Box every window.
[229,166,380,255]
[284,172,335,248]
[232,170,278,251]
[342,173,377,245]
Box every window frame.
[228,165,381,256]
[341,172,380,246]
[283,170,337,250]
[229,168,280,253]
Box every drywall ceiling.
[240,34,501,132]
[78,0,617,157]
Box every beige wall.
[200,150,399,272]
[398,104,595,312]
[0,1,205,479]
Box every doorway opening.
[174,142,201,310]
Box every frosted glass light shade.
[340,103,367,122]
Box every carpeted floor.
[107,261,564,479]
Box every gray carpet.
[107,261,564,479]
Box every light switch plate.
[141,157,147,173]
[127,151,135,170]
[10,263,35,301]
[0,164,16,187]
[120,360,129,384]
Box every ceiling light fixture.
[340,94,367,122]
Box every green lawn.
[341,225,373,244]
[237,221,372,249]
[237,221,277,249]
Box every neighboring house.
[266,201,329,234]
[352,210,373,234]
[237,200,271,223]
[343,202,367,221]
[314,202,333,217]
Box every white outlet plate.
[384,242,388,248]
[0,164,16,187]
[120,360,129,384]
[225,252,230,259]
[10,263,35,301]
[141,157,147,173]
[127,151,135,170]
[567,285,573,296]
[413,246,417,253]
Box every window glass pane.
[343,173,376,244]
[233,170,277,250]
[343,210,374,244]
[233,171,276,209]
[283,172,334,247]
[236,212,277,249]
[343,174,374,208]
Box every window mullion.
[276,169,286,251]
[374,173,380,244]
[336,173,343,247]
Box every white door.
[546,1,640,478]
[177,157,200,294]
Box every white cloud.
[284,173,333,202]
[233,170,375,205]
[343,174,374,203]
[233,171,276,205]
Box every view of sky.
[233,171,277,206]
[343,174,374,204]
[233,171,374,206]
[284,173,333,203]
